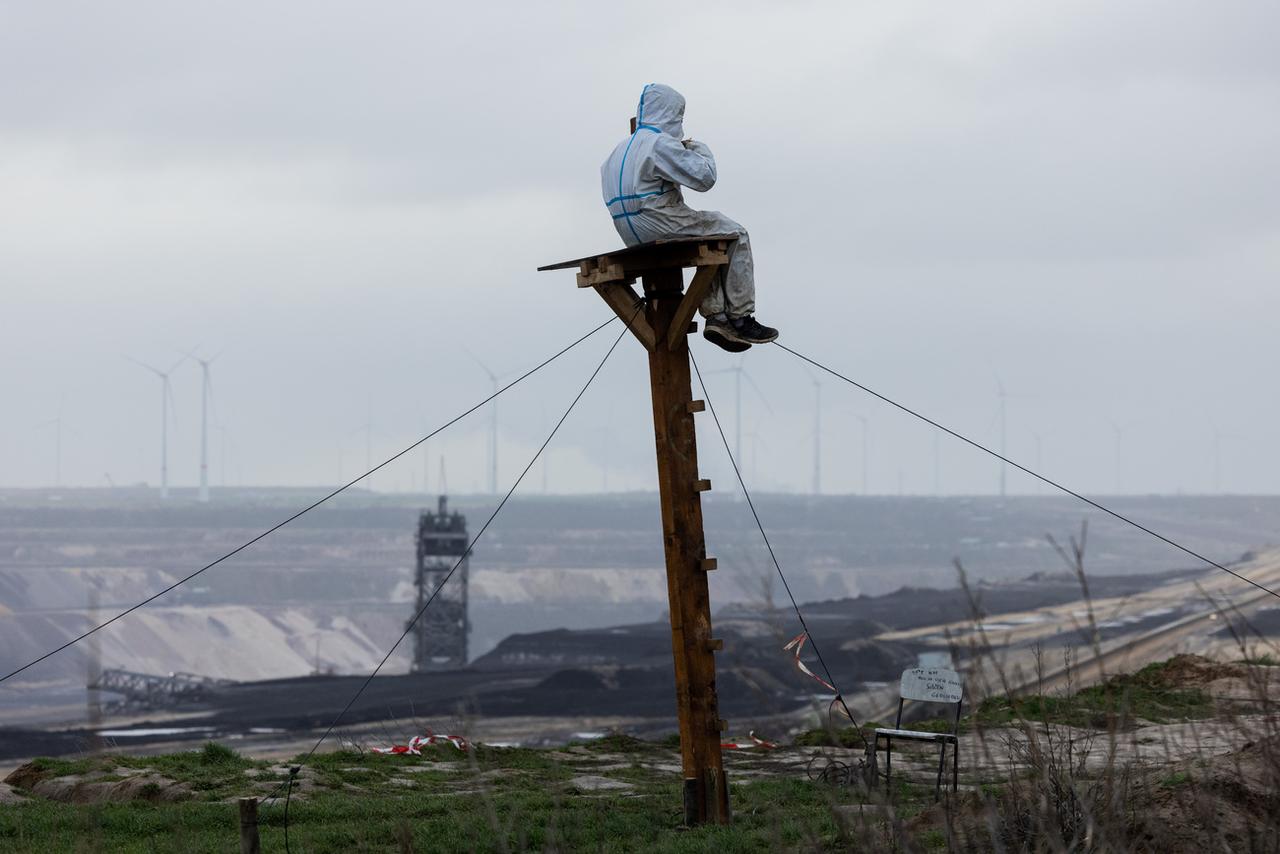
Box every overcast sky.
[2,0,1277,497]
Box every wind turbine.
[187,350,221,503]
[852,413,869,494]
[1212,426,1222,494]
[34,415,64,487]
[709,359,773,469]
[994,376,1031,498]
[745,428,765,488]
[1032,430,1045,495]
[466,351,510,495]
[128,356,184,499]
[347,421,373,477]
[807,372,822,496]
[1109,419,1136,494]
[997,378,1010,498]
[1207,421,1245,494]
[933,430,941,496]
[34,394,70,487]
[422,435,431,495]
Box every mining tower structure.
[409,495,470,671]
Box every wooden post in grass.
[238,797,261,854]
[538,235,736,825]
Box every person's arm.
[649,134,718,192]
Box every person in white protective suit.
[601,83,779,352]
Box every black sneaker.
[703,317,752,352]
[726,315,778,345]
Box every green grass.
[1159,770,1193,788]
[796,657,1216,748]
[0,755,877,853]
[974,660,1214,729]
[793,724,881,749]
[3,655,1238,852]
[14,742,274,802]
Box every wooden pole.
[641,266,729,825]
[238,797,261,854]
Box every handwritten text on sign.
[900,667,963,703]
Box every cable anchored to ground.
[298,305,640,760]
[0,315,622,686]
[690,351,869,749]
[774,341,1280,606]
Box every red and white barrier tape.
[783,631,836,692]
[371,731,469,754]
[721,731,779,750]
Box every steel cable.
[773,341,1280,605]
[690,352,870,749]
[0,315,621,685]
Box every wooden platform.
[537,235,736,352]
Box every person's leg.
[681,213,754,319]
[636,203,775,347]
[692,215,776,345]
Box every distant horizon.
[4,484,1279,502]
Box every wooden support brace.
[699,557,718,572]
[716,719,729,733]
[697,242,731,264]
[666,264,722,350]
[592,283,656,351]
[707,638,724,652]
[577,256,632,288]
[686,400,706,414]
[694,479,711,492]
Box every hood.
[636,83,684,137]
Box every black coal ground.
[0,567,1199,760]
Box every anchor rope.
[0,314,622,685]
[773,341,1280,606]
[690,351,870,749]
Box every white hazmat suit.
[600,83,755,318]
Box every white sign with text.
[900,667,963,704]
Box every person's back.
[601,83,778,351]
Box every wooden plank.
[699,557,718,572]
[592,283,655,351]
[686,400,706,414]
[694,479,711,492]
[538,234,739,272]
[666,264,721,350]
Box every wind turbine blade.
[124,356,164,377]
[741,371,774,415]
[461,347,496,380]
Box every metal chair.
[870,667,963,799]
